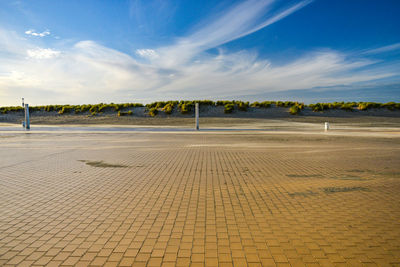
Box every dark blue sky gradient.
[0,0,399,103]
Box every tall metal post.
[195,103,199,130]
[25,104,30,130]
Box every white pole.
[195,103,199,130]
[324,122,329,131]
[25,104,30,130]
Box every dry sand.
[0,121,399,266]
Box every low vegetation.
[251,101,273,108]
[237,101,249,111]
[117,111,133,116]
[0,106,24,114]
[289,102,304,115]
[178,101,193,114]
[148,107,158,117]
[162,103,174,115]
[1,101,399,117]
[224,103,234,113]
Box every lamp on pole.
[195,102,199,130]
[21,98,30,130]
[25,104,30,130]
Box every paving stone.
[0,131,399,266]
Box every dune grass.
[1,101,399,117]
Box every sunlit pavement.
[1,131,399,266]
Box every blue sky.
[0,0,399,105]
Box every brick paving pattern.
[0,131,399,266]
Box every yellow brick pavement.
[0,131,399,266]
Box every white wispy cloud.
[27,48,61,59]
[135,49,159,60]
[155,0,313,67]
[0,0,399,106]
[364,43,400,55]
[239,0,313,38]
[25,29,50,37]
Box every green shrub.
[251,101,273,108]
[79,105,91,113]
[341,103,354,111]
[162,103,174,115]
[89,105,97,113]
[296,102,305,110]
[178,101,194,114]
[146,102,157,109]
[216,100,233,106]
[44,105,54,112]
[328,102,342,109]
[0,106,24,113]
[284,101,296,107]
[98,104,108,112]
[126,103,144,108]
[147,102,165,109]
[309,103,329,112]
[113,104,122,111]
[308,104,319,112]
[276,101,297,107]
[179,104,189,114]
[357,102,381,110]
[289,105,300,115]
[382,102,400,110]
[118,111,133,116]
[157,102,167,109]
[251,101,260,108]
[29,106,42,112]
[146,101,178,111]
[358,103,368,110]
[149,107,158,117]
[58,106,74,114]
[237,101,249,111]
[197,100,215,106]
[224,103,234,113]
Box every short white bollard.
[324,122,329,131]
[195,103,199,130]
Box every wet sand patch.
[288,190,319,197]
[78,160,127,168]
[331,175,368,181]
[286,174,323,178]
[323,186,370,193]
